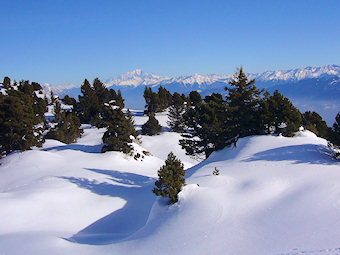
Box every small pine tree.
[45,102,83,144]
[2,77,11,90]
[141,113,162,135]
[101,108,138,154]
[153,152,186,204]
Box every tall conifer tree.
[168,92,186,133]
[224,67,264,145]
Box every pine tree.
[2,77,11,90]
[93,77,110,103]
[77,79,99,124]
[0,81,45,156]
[45,111,83,144]
[225,67,264,145]
[167,92,186,133]
[54,99,63,123]
[158,86,172,111]
[180,93,226,158]
[153,152,186,204]
[108,89,125,109]
[62,95,77,106]
[144,87,162,114]
[330,112,340,147]
[101,107,138,154]
[126,109,140,139]
[143,87,153,114]
[141,113,162,135]
[261,90,302,136]
[189,91,202,107]
[302,111,330,139]
[49,90,55,105]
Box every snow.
[103,65,340,88]
[0,113,340,255]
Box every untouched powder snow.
[0,112,340,255]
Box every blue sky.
[1,0,339,86]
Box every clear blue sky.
[1,0,339,86]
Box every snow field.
[0,112,340,255]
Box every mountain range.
[50,65,340,124]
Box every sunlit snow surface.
[0,112,340,255]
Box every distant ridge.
[103,64,340,88]
[45,65,339,125]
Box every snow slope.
[0,113,340,255]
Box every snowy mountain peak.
[105,69,169,87]
[250,64,340,82]
[104,64,340,88]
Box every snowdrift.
[0,112,339,255]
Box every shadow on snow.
[244,144,337,165]
[60,168,156,245]
[43,144,104,153]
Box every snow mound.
[0,124,339,255]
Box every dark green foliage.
[109,89,125,108]
[167,92,186,133]
[158,86,172,111]
[180,93,227,158]
[189,91,202,107]
[54,99,63,123]
[302,111,330,139]
[141,113,162,136]
[2,77,11,89]
[180,68,307,158]
[77,79,99,123]
[62,95,77,106]
[45,110,83,144]
[224,67,264,145]
[101,107,139,154]
[0,79,46,156]
[49,90,55,105]
[143,87,158,114]
[77,78,126,126]
[126,109,140,139]
[93,77,110,103]
[153,152,186,204]
[144,86,172,114]
[261,90,302,136]
[330,112,340,147]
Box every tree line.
[1,68,339,160]
[0,76,138,157]
[143,68,340,159]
